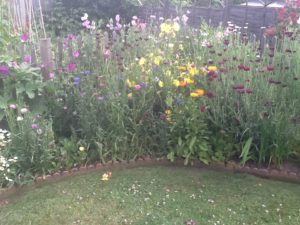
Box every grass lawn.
[0,166,300,225]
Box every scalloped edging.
[1,157,300,205]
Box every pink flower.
[9,104,17,109]
[24,55,31,64]
[48,72,55,80]
[68,62,77,73]
[182,14,189,25]
[72,51,80,58]
[134,84,141,91]
[103,48,111,59]
[20,108,28,114]
[0,65,9,76]
[21,32,29,42]
[82,20,91,29]
[31,123,38,129]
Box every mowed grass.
[0,166,300,225]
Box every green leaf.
[240,137,253,166]
[167,152,175,162]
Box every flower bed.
[0,2,300,187]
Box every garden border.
[1,157,300,207]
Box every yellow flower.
[126,79,136,88]
[172,22,180,32]
[101,173,109,181]
[179,44,184,51]
[153,56,162,66]
[177,66,187,72]
[189,67,199,76]
[190,92,199,97]
[139,57,146,66]
[165,110,172,115]
[128,93,133,98]
[184,78,195,84]
[208,65,217,71]
[160,23,172,34]
[190,89,205,97]
[79,146,85,152]
[158,80,164,88]
[166,70,172,77]
[173,79,180,87]
[168,43,174,48]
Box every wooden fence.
[139,1,280,40]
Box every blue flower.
[74,76,81,86]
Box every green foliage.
[4,111,57,185]
[167,103,211,165]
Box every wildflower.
[36,128,43,135]
[184,78,194,84]
[23,55,31,64]
[31,124,38,129]
[158,80,164,88]
[9,104,17,109]
[179,80,187,87]
[208,65,217,71]
[21,32,29,42]
[184,219,196,225]
[128,93,133,98]
[81,13,88,21]
[189,67,199,76]
[101,172,111,181]
[82,20,91,29]
[173,79,180,87]
[73,77,81,86]
[72,51,80,58]
[48,72,55,80]
[165,110,172,115]
[0,65,9,76]
[68,62,77,73]
[205,91,215,99]
[160,23,172,34]
[20,108,28,114]
[103,48,111,59]
[126,79,136,88]
[134,84,142,91]
[139,57,146,66]
[17,116,23,121]
[177,65,187,72]
[182,14,189,25]
[172,22,180,32]
[191,89,205,97]
[79,146,85,152]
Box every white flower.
[81,13,88,21]
[17,116,23,121]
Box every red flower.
[233,84,245,90]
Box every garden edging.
[1,157,300,207]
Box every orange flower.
[179,81,187,87]
[195,89,205,96]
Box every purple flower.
[73,76,81,86]
[21,32,29,42]
[24,55,31,64]
[115,14,120,23]
[68,62,77,73]
[0,65,9,76]
[31,123,38,129]
[139,82,146,87]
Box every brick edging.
[1,157,300,205]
